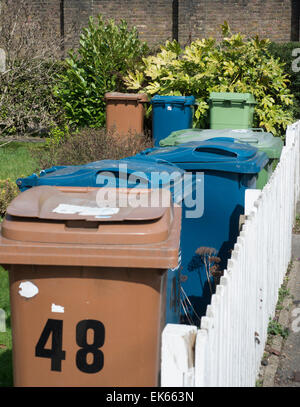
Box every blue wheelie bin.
[151,95,195,147]
[159,128,284,189]
[131,139,268,323]
[16,158,188,325]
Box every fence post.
[194,329,208,386]
[161,324,197,387]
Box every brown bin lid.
[0,186,181,268]
[6,186,168,222]
[105,92,148,102]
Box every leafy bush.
[0,179,19,216]
[54,15,149,129]
[37,127,153,170]
[0,60,66,137]
[268,42,300,119]
[0,0,67,136]
[124,23,295,136]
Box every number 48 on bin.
[35,319,105,373]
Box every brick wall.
[5,0,297,51]
[30,0,61,35]
[64,0,92,48]
[92,0,173,46]
[202,0,292,43]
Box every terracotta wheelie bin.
[105,92,148,136]
[0,185,181,387]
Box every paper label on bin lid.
[53,204,120,216]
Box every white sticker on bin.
[53,204,120,216]
[51,304,64,313]
[18,281,39,298]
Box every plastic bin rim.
[151,95,195,106]
[209,92,257,104]
[104,92,148,102]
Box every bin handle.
[151,97,195,107]
[39,165,68,176]
[210,97,257,104]
[16,173,39,189]
[193,146,238,158]
[192,139,245,158]
[206,136,258,145]
[208,136,259,145]
[230,128,263,133]
[210,97,247,103]
[237,137,258,144]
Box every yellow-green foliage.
[124,23,294,136]
[0,179,19,216]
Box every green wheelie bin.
[209,92,257,129]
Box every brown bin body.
[105,92,148,135]
[0,186,181,387]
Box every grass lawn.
[0,141,42,181]
[0,141,44,386]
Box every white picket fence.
[161,120,300,387]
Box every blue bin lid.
[16,158,187,204]
[133,139,269,174]
[151,95,195,106]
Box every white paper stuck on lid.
[52,204,120,216]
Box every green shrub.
[37,127,153,170]
[124,23,295,136]
[268,42,300,120]
[0,179,19,216]
[54,15,149,129]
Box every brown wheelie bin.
[0,185,181,387]
[105,92,148,136]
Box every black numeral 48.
[35,319,105,374]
